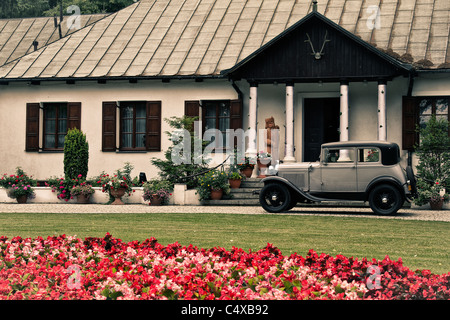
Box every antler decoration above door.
[305,30,331,60]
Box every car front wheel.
[259,183,292,213]
[369,184,403,215]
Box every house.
[0,0,448,182]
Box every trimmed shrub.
[64,128,89,180]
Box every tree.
[0,0,135,19]
[1,0,50,19]
[414,115,450,206]
[150,116,210,189]
[43,0,135,17]
[64,128,89,180]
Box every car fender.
[365,176,406,200]
[261,176,325,202]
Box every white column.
[339,81,351,161]
[378,80,387,141]
[284,83,296,162]
[246,83,258,159]
[340,81,349,142]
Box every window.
[324,148,355,163]
[102,101,161,152]
[418,97,449,129]
[358,148,380,163]
[203,100,230,146]
[26,102,81,152]
[120,102,147,150]
[184,99,243,149]
[43,103,68,150]
[402,96,450,150]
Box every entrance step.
[202,178,262,206]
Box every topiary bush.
[64,128,89,180]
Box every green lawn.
[0,212,449,275]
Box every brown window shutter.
[26,103,40,152]
[185,100,200,118]
[102,102,117,152]
[185,100,200,133]
[146,101,161,152]
[402,96,418,151]
[230,99,243,130]
[67,102,81,130]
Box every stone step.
[239,178,264,188]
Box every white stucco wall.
[1,73,448,181]
[0,79,239,180]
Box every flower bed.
[0,234,449,300]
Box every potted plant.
[7,184,35,203]
[228,171,243,189]
[1,168,37,203]
[142,179,172,206]
[70,182,95,204]
[100,175,133,205]
[257,151,272,178]
[236,156,256,178]
[416,180,449,210]
[196,169,230,201]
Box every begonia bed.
[0,234,448,300]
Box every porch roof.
[0,0,448,82]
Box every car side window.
[358,148,380,163]
[324,148,355,163]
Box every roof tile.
[0,0,448,80]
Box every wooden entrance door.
[304,98,340,162]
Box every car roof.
[322,141,401,165]
[322,141,399,149]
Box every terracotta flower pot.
[430,199,444,210]
[16,195,27,204]
[151,194,162,206]
[210,189,223,200]
[110,188,126,205]
[240,166,253,178]
[77,194,90,204]
[229,178,242,189]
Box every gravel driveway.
[0,204,448,222]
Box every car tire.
[259,183,292,213]
[369,184,403,216]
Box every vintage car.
[259,141,417,215]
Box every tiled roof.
[0,0,448,81]
[0,14,107,66]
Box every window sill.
[38,150,64,153]
[115,150,148,154]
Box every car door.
[356,147,382,192]
[320,147,357,193]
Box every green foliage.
[196,169,230,201]
[414,115,450,206]
[142,179,172,204]
[70,182,95,197]
[1,168,37,200]
[150,116,210,189]
[0,0,50,19]
[0,167,37,188]
[0,0,135,19]
[64,128,89,180]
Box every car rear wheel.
[369,184,403,215]
[259,183,292,213]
